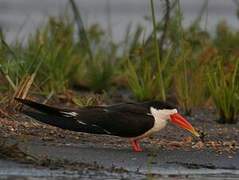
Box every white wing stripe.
[76,120,87,125]
[103,129,111,134]
[61,111,78,117]
[60,111,111,134]
[92,124,111,134]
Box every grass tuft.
[207,57,239,123]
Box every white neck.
[133,107,177,140]
[149,107,177,132]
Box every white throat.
[149,107,177,133]
[150,107,177,122]
[134,107,177,140]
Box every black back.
[139,101,176,110]
[16,99,174,138]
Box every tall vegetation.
[207,58,239,123]
[0,0,238,123]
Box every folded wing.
[16,98,154,137]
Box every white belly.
[133,118,167,140]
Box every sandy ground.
[0,107,239,179]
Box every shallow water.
[0,0,238,43]
[1,140,239,179]
[0,160,239,180]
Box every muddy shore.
[0,108,239,179]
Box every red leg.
[131,140,143,152]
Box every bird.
[15,98,200,152]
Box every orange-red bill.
[170,113,200,137]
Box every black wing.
[16,98,155,137]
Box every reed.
[207,57,239,123]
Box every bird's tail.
[15,98,82,131]
[15,98,63,115]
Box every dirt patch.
[0,105,238,174]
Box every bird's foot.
[131,140,143,152]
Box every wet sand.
[0,136,239,179]
[0,128,238,180]
[0,108,239,179]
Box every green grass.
[150,0,166,101]
[207,57,239,123]
[174,42,209,115]
[0,30,44,99]
[127,59,158,101]
[86,57,114,92]
[0,1,239,123]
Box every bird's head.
[148,101,200,137]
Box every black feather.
[22,110,107,134]
[16,98,173,137]
[15,98,65,115]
